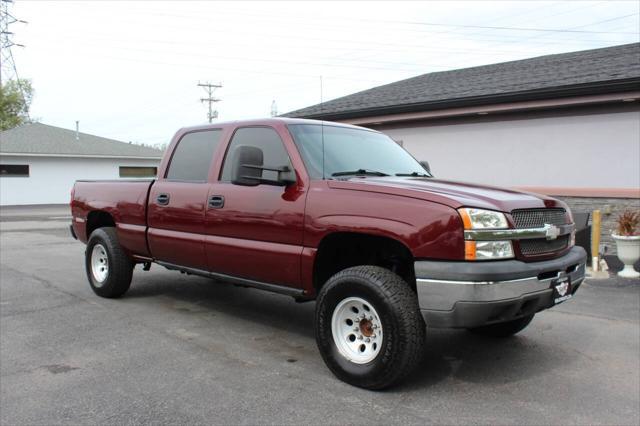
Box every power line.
[198,81,222,123]
[126,6,639,35]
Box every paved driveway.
[1,208,639,425]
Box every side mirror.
[231,145,296,187]
[231,145,263,186]
[419,160,431,175]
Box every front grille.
[520,235,570,256]
[511,208,566,229]
[512,208,570,257]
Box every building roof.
[284,43,640,120]
[0,123,164,158]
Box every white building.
[0,123,163,205]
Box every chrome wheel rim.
[331,296,383,364]
[90,244,109,285]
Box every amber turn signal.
[465,241,477,260]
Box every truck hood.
[327,177,563,212]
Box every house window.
[0,164,29,177]
[119,166,157,178]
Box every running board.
[156,261,306,298]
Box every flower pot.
[612,234,640,279]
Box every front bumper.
[415,246,587,328]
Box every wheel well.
[313,232,416,293]
[86,211,116,239]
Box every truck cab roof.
[177,117,376,134]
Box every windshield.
[287,124,429,179]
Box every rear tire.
[468,314,535,338]
[315,266,425,390]
[85,227,133,298]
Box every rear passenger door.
[148,129,222,269]
[204,126,306,287]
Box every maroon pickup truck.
[71,118,586,389]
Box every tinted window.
[288,124,426,179]
[0,164,29,177]
[220,127,292,182]
[166,130,222,181]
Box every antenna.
[270,100,278,117]
[320,75,325,180]
[319,75,323,113]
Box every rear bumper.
[414,246,587,328]
[69,224,77,240]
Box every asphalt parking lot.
[1,206,639,425]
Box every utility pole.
[1,0,28,120]
[1,0,26,86]
[197,81,222,123]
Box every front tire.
[315,266,425,390]
[85,227,133,298]
[468,314,535,338]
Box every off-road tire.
[315,266,426,390]
[468,314,535,338]
[85,227,133,298]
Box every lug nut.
[353,327,359,332]
[373,324,378,329]
[365,338,370,343]
[357,335,363,340]
[371,334,376,338]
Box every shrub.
[615,209,640,236]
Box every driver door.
[204,126,306,288]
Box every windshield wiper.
[395,172,431,177]
[331,169,389,177]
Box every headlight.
[465,240,514,260]
[459,208,513,260]
[458,208,508,229]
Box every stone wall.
[556,196,640,256]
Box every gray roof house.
[1,123,163,205]
[1,123,164,158]
[285,42,640,123]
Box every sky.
[6,0,640,148]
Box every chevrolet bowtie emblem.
[543,223,560,240]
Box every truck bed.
[71,179,154,257]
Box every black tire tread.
[85,227,133,298]
[316,265,425,390]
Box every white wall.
[381,110,640,189]
[0,156,161,205]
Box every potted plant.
[612,210,640,279]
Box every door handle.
[208,195,225,209]
[157,193,170,205]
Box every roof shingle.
[0,123,164,158]
[284,43,640,119]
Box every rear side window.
[166,130,222,181]
[220,127,292,182]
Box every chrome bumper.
[415,246,587,328]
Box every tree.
[0,79,34,131]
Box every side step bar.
[156,261,306,298]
